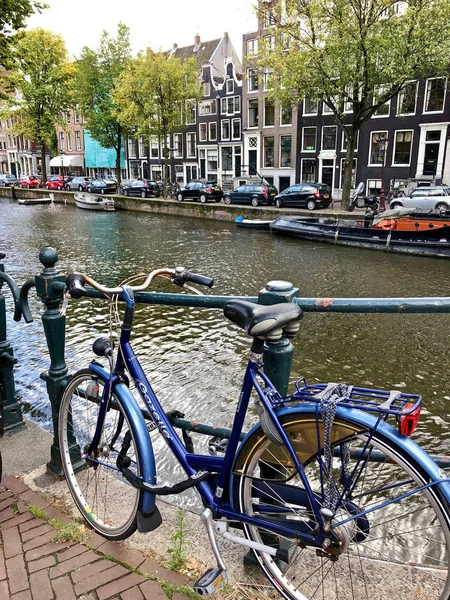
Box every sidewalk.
[0,475,193,600]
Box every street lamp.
[60,151,64,179]
[377,134,388,211]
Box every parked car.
[19,175,41,188]
[274,183,332,210]
[176,180,223,203]
[66,176,95,191]
[0,173,18,186]
[223,183,278,207]
[45,176,67,190]
[390,186,450,211]
[86,178,117,194]
[120,179,161,198]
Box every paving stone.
[6,554,28,594]
[0,545,6,580]
[96,572,147,600]
[42,505,72,524]
[18,518,43,533]
[3,512,35,530]
[16,500,29,514]
[56,543,89,562]
[25,540,74,562]
[11,589,32,600]
[138,559,187,586]
[51,575,76,600]
[22,530,55,552]
[121,587,145,600]
[0,580,9,598]
[71,557,117,583]
[0,495,18,511]
[0,490,13,502]
[96,540,147,568]
[85,531,110,549]
[49,549,99,579]
[3,526,22,559]
[21,523,53,542]
[172,594,190,599]
[28,554,56,574]
[139,579,168,600]
[73,564,128,596]
[29,568,53,600]
[18,489,49,509]
[0,506,15,523]
[3,475,28,495]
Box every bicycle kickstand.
[193,508,227,595]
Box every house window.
[280,105,292,125]
[301,158,316,183]
[248,69,258,92]
[424,78,445,112]
[203,82,210,97]
[150,138,159,158]
[198,99,217,115]
[264,12,276,27]
[322,126,337,150]
[75,131,81,151]
[209,122,217,141]
[199,123,207,142]
[232,118,241,140]
[393,130,413,165]
[373,86,390,117]
[74,107,80,123]
[59,132,65,152]
[207,149,218,171]
[222,147,232,171]
[247,38,258,55]
[339,158,357,188]
[264,137,274,167]
[303,127,316,151]
[173,133,183,157]
[264,98,275,126]
[128,137,135,158]
[187,133,196,157]
[66,112,71,124]
[221,96,240,116]
[369,131,388,165]
[304,98,318,115]
[67,133,72,151]
[226,79,234,94]
[264,35,276,49]
[221,120,230,140]
[342,126,358,152]
[280,135,292,167]
[138,137,145,157]
[323,102,333,114]
[248,99,259,127]
[397,81,417,115]
[186,100,196,124]
[263,69,273,91]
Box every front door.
[320,159,334,187]
[248,150,257,175]
[424,143,439,176]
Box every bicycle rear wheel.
[59,369,142,540]
[233,413,450,600]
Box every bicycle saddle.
[224,299,302,341]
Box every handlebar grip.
[66,273,87,299]
[183,270,214,288]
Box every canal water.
[2,197,450,491]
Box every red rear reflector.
[263,187,268,197]
[206,187,212,193]
[398,403,421,436]
[315,191,321,198]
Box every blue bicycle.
[59,267,450,599]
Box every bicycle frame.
[85,287,450,548]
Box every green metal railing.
[1,247,450,474]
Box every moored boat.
[235,216,272,230]
[270,211,450,259]
[74,192,115,211]
[18,193,54,205]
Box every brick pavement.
[0,475,193,600]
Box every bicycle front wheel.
[234,413,450,600]
[59,369,142,540]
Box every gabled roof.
[170,38,222,67]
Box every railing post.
[0,263,23,435]
[35,247,68,476]
[258,280,300,396]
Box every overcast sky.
[26,0,257,60]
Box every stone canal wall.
[8,187,356,221]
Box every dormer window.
[226,79,234,94]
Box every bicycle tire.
[232,412,450,600]
[59,369,142,540]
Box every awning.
[49,154,84,168]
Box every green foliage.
[0,28,73,182]
[165,508,188,571]
[259,0,450,204]
[0,0,47,67]
[29,505,89,543]
[73,23,131,184]
[112,48,201,188]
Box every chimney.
[194,34,200,46]
[173,43,178,50]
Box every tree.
[0,0,46,67]
[112,49,202,190]
[258,0,450,208]
[73,23,131,187]
[0,28,73,183]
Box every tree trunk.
[40,142,47,184]
[116,127,122,188]
[162,126,169,194]
[341,133,358,210]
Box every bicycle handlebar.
[65,267,214,299]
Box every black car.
[176,180,223,203]
[121,179,161,198]
[223,183,278,207]
[86,178,117,194]
[274,183,332,210]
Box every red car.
[20,175,41,188]
[45,176,66,191]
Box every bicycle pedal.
[193,567,227,595]
[208,436,228,455]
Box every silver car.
[0,173,18,186]
[65,176,95,191]
[390,186,450,211]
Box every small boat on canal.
[235,216,273,230]
[74,192,115,211]
[18,193,54,205]
[270,208,450,259]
